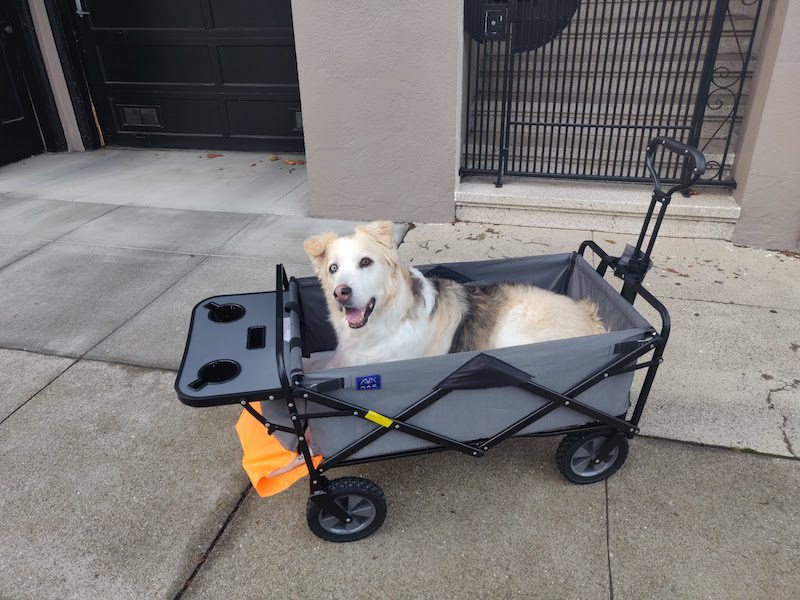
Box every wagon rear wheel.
[306,477,387,542]
[556,431,629,484]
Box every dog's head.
[303,221,404,330]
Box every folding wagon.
[176,137,705,542]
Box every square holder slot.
[247,326,266,349]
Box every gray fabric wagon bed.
[267,252,654,462]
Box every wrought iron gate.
[462,0,765,187]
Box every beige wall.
[27,0,84,151]
[291,0,463,223]
[732,0,800,251]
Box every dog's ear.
[356,221,395,249]
[303,232,337,272]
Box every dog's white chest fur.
[327,268,449,368]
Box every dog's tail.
[578,298,606,334]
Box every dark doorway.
[72,0,303,151]
[0,0,45,167]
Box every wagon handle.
[645,137,706,197]
[616,138,706,304]
[637,139,706,259]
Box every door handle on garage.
[74,0,90,17]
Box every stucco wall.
[732,0,800,251]
[291,0,463,223]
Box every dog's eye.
[359,257,373,268]
[329,263,338,274]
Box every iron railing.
[462,0,765,187]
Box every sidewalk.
[0,159,798,598]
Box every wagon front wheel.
[306,477,387,542]
[556,431,629,484]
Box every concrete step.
[479,17,758,57]
[475,52,755,77]
[604,0,758,17]
[474,69,753,100]
[455,177,739,240]
[466,119,740,147]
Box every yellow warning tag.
[364,410,393,428]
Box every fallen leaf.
[666,267,679,273]
[604,239,617,244]
[283,159,305,166]
[777,249,800,259]
[270,155,281,161]
[206,153,223,159]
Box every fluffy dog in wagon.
[303,221,605,369]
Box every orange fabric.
[235,402,322,497]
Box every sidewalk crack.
[605,479,615,600]
[765,379,800,458]
[174,484,250,599]
[0,205,121,276]
[0,359,79,427]
[81,212,259,359]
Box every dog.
[303,221,605,368]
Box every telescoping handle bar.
[639,138,706,257]
[618,138,706,304]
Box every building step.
[465,120,740,148]
[455,177,739,240]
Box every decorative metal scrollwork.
[699,0,764,182]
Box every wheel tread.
[556,430,629,484]
[306,476,387,542]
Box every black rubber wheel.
[306,477,387,542]
[556,431,629,484]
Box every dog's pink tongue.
[345,307,366,325]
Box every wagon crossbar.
[291,337,659,473]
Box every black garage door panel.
[228,100,300,136]
[99,45,215,84]
[219,47,298,85]
[210,0,293,28]
[1,0,44,166]
[78,0,302,151]
[88,0,205,29]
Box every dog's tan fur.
[304,222,605,367]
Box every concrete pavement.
[0,149,310,215]
[0,152,798,599]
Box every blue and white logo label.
[355,375,382,390]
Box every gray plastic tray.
[175,292,284,407]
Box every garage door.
[1,0,44,166]
[75,0,303,151]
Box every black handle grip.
[646,137,706,176]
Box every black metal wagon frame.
[177,137,704,542]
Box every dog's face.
[304,221,401,330]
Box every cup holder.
[188,360,241,390]
[205,302,245,323]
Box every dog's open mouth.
[343,298,375,329]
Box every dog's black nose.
[333,285,352,303]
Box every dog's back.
[432,279,605,354]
